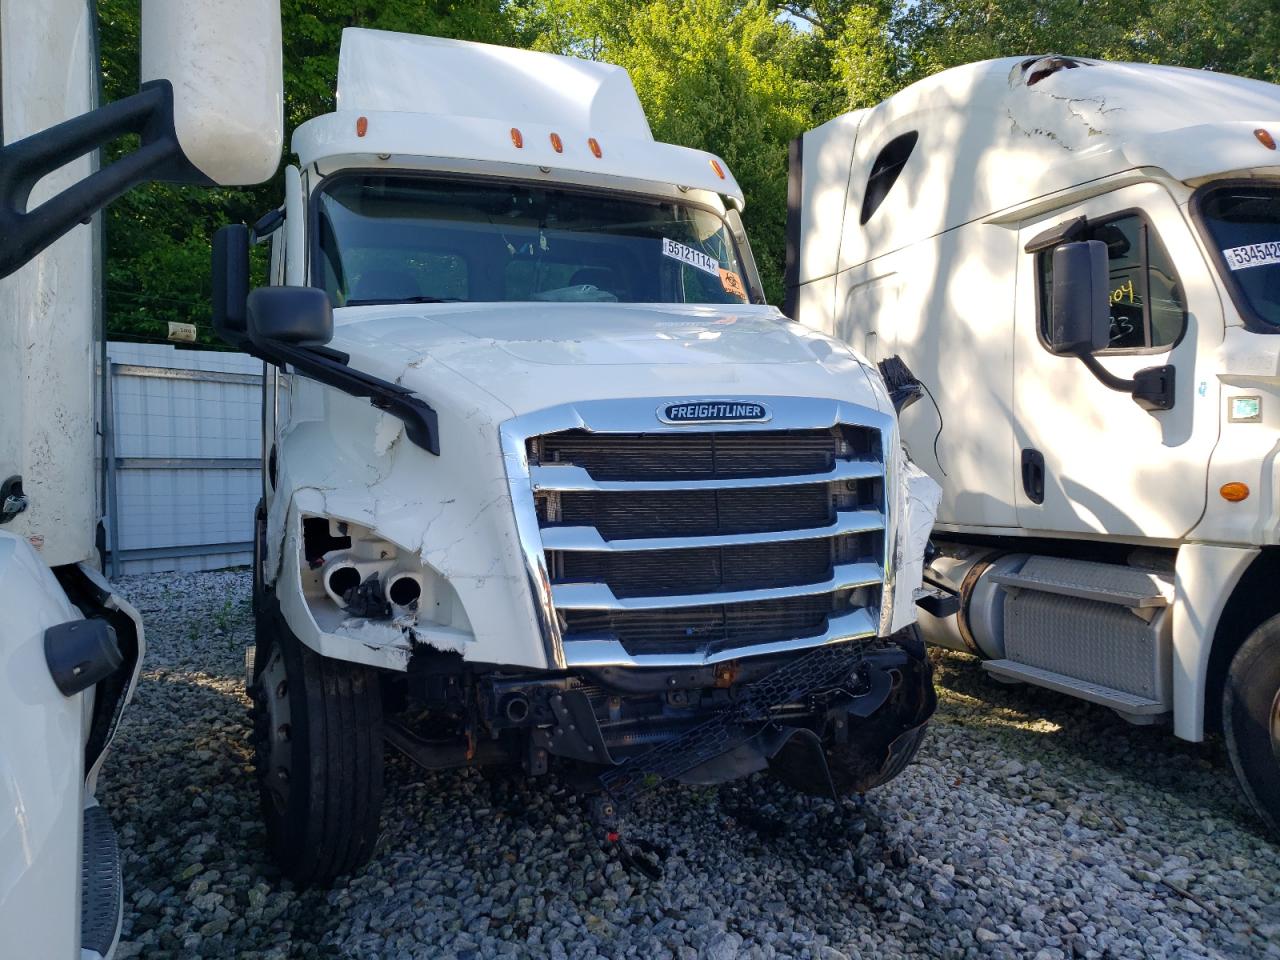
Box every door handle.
[1021,449,1045,505]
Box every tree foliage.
[96,0,1280,340]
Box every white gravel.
[100,570,1280,959]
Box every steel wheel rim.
[261,646,293,815]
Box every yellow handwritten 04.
[1110,278,1136,305]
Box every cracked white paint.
[372,412,403,456]
[264,296,895,671]
[890,456,943,634]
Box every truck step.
[982,659,1168,716]
[990,556,1172,609]
[81,804,123,960]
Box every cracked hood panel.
[330,301,882,418]
[267,300,888,671]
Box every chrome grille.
[525,420,888,665]
[563,592,843,656]
[548,485,836,538]
[538,428,876,480]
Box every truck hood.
[330,302,885,419]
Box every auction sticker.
[1222,241,1280,271]
[662,238,720,277]
[720,268,747,301]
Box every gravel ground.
[100,570,1280,960]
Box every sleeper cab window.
[1036,213,1186,353]
[860,131,918,226]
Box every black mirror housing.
[1048,240,1109,356]
[247,286,334,350]
[211,224,251,349]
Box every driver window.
[1037,213,1186,352]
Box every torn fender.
[890,453,943,634]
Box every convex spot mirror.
[141,0,283,186]
[1048,240,1110,357]
[247,287,334,351]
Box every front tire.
[252,610,385,884]
[1223,614,1280,838]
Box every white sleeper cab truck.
[212,29,943,884]
[0,0,282,955]
[788,54,1280,835]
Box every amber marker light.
[550,132,564,153]
[588,137,603,158]
[1220,482,1250,502]
[510,127,523,148]
[710,158,726,179]
[1255,128,1277,150]
[355,116,368,138]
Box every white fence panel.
[105,342,262,575]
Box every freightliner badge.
[658,400,772,424]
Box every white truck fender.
[889,456,943,634]
[72,561,147,794]
[0,533,86,960]
[1172,542,1259,741]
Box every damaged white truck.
[213,29,942,883]
[788,55,1280,836]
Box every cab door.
[1013,182,1222,538]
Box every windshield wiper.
[343,295,465,306]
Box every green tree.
[526,0,813,302]
[97,0,518,345]
[95,0,1280,338]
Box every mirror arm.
[1078,353,1133,392]
[1078,354,1176,412]
[261,341,441,455]
[0,80,209,279]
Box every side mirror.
[212,225,251,349]
[247,287,334,351]
[141,0,283,186]
[0,0,283,278]
[1048,240,1110,356]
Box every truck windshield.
[314,175,755,307]
[1199,185,1280,329]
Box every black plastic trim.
[45,617,122,697]
[0,79,208,279]
[782,134,803,319]
[1021,448,1046,504]
[1079,354,1176,411]
[1189,177,1280,335]
[1024,215,1088,254]
[267,339,440,455]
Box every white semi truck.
[789,54,1280,836]
[218,29,944,884]
[0,1,282,955]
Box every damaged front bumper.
[392,634,936,799]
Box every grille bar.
[510,404,891,666]
[560,608,878,668]
[532,458,882,493]
[552,561,882,611]
[540,508,884,552]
